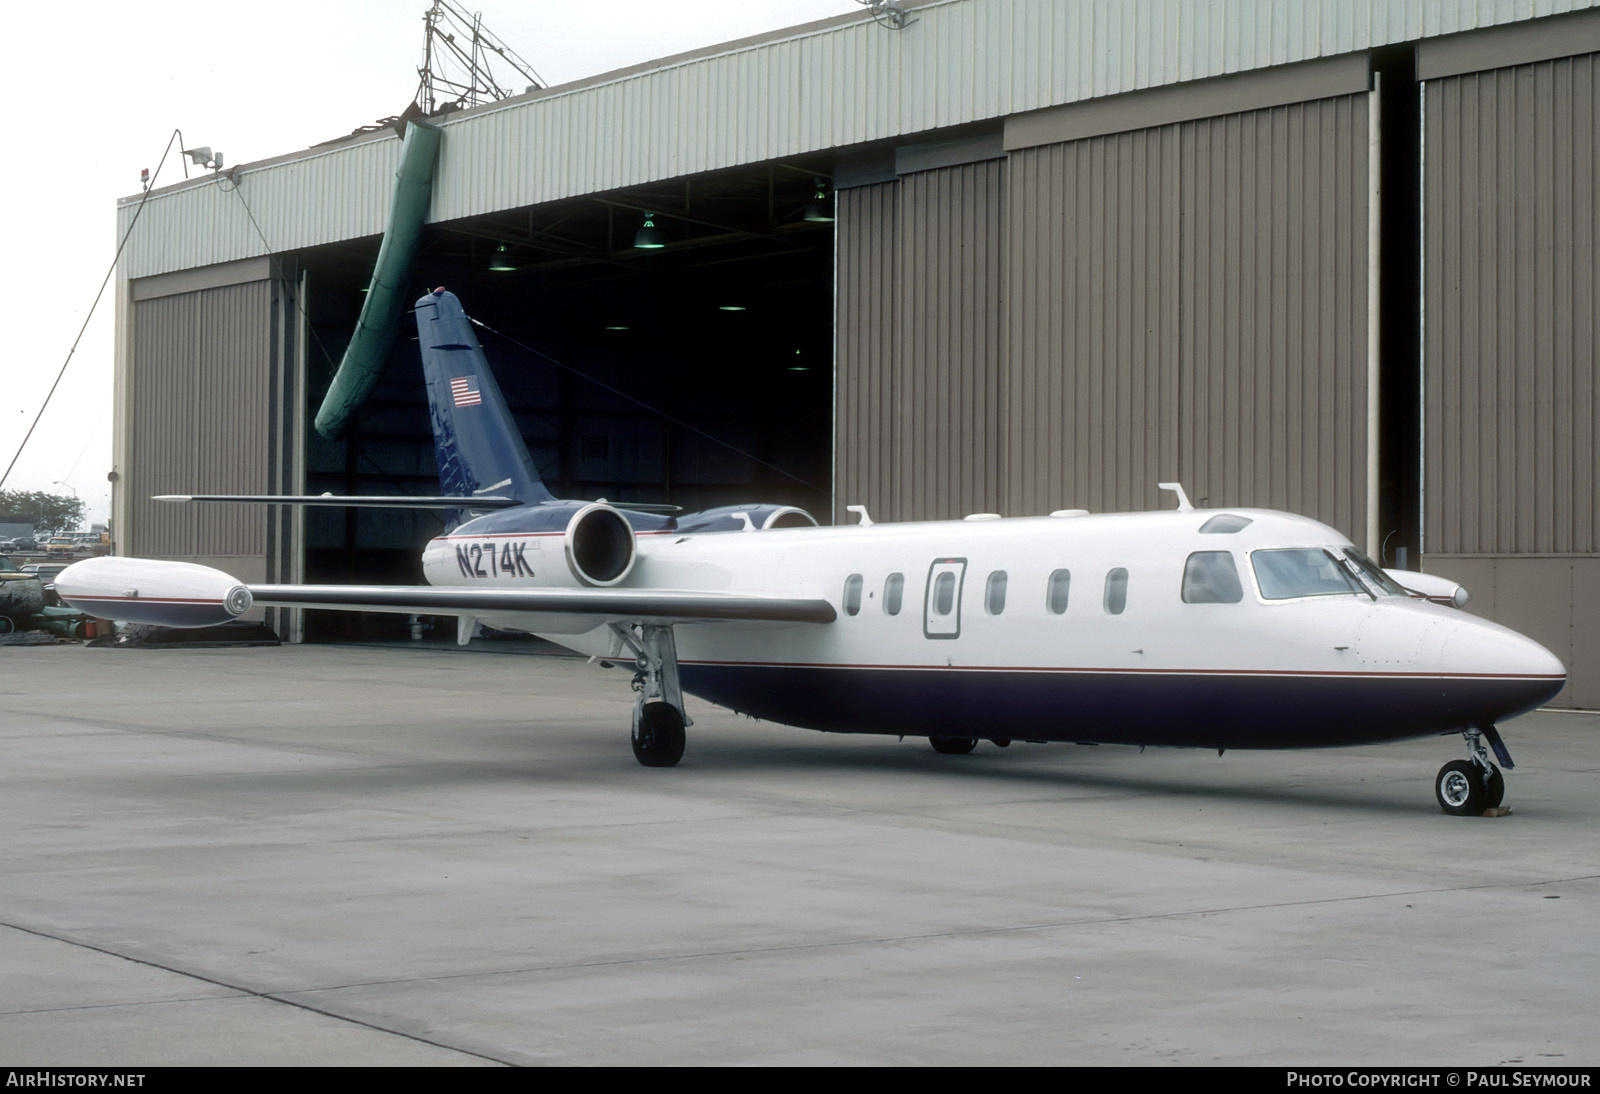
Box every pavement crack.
[0,919,515,1066]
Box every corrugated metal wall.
[1423,50,1600,706]
[1005,96,1370,530]
[1424,55,1598,557]
[1005,131,1182,517]
[837,92,1371,533]
[1026,96,1370,530]
[127,282,272,567]
[115,0,1600,280]
[834,161,1005,523]
[835,182,899,521]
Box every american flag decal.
[450,376,482,407]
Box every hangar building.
[113,0,1600,707]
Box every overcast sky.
[1,0,854,526]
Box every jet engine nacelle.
[55,557,254,627]
[673,504,819,534]
[563,502,637,587]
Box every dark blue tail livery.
[415,288,553,506]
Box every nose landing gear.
[1435,727,1511,816]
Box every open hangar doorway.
[290,159,837,641]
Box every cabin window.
[985,571,1008,615]
[933,571,957,615]
[1199,514,1253,534]
[1252,549,1365,600]
[884,572,904,615]
[1104,568,1128,615]
[1047,569,1071,614]
[843,574,863,616]
[1182,551,1244,604]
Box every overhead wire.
[0,129,183,492]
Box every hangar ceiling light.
[803,178,834,223]
[633,212,665,249]
[488,243,517,271]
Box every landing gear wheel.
[929,736,978,755]
[1482,764,1506,809]
[1436,759,1487,816]
[632,702,686,767]
[0,616,14,635]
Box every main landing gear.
[1435,726,1512,816]
[610,623,689,767]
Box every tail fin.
[414,288,552,505]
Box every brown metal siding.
[128,282,271,559]
[895,162,1006,521]
[1424,54,1600,558]
[834,181,898,524]
[1005,95,1370,534]
[834,162,1006,523]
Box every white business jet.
[58,290,1566,816]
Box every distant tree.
[0,490,85,537]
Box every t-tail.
[415,287,553,507]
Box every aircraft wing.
[54,558,835,628]
[246,584,837,625]
[153,494,521,509]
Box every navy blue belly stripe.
[676,662,1563,748]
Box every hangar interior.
[115,0,1600,703]
[292,162,835,635]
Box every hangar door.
[1418,15,1600,707]
[834,55,1375,545]
[121,257,301,593]
[1002,56,1374,541]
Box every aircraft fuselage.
[422,506,1564,750]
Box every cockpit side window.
[1252,549,1366,600]
[1182,551,1244,603]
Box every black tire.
[632,702,686,767]
[1482,764,1506,809]
[1436,759,1487,816]
[0,615,13,635]
[929,736,978,755]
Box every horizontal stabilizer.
[154,494,521,510]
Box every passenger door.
[923,558,967,640]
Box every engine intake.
[564,503,637,586]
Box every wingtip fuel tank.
[56,557,253,627]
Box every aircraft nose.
[1444,614,1567,719]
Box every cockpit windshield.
[1252,547,1407,600]
[1342,548,1408,597]
[1252,548,1367,600]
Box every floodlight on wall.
[488,243,517,271]
[803,178,834,222]
[182,146,224,171]
[633,212,665,249]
